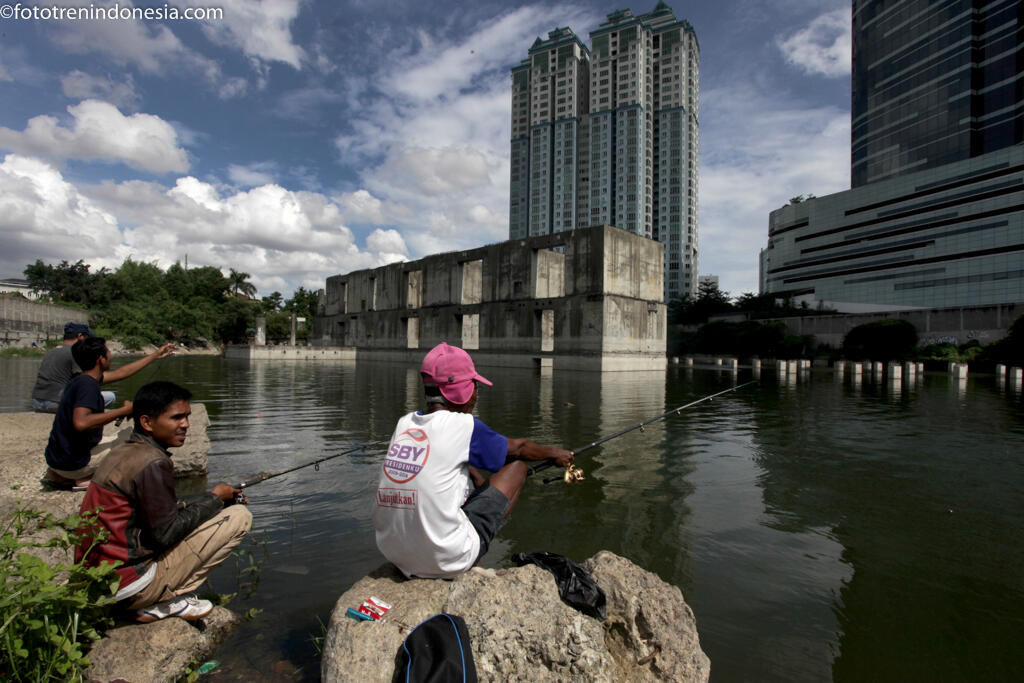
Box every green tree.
[843,319,918,361]
[668,281,734,325]
[261,291,284,313]
[23,260,106,306]
[227,269,256,298]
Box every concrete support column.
[888,362,902,381]
[255,316,266,346]
[290,312,297,346]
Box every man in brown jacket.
[76,381,251,622]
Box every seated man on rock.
[43,337,136,489]
[31,321,174,413]
[76,381,252,622]
[372,342,573,579]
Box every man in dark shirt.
[43,337,134,489]
[32,321,175,413]
[76,381,251,622]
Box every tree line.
[23,259,318,349]
[669,282,1024,366]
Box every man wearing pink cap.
[372,342,573,579]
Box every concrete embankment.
[0,405,239,683]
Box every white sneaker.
[136,594,213,623]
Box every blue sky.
[0,0,851,298]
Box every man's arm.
[102,343,176,384]
[507,438,574,467]
[137,459,231,551]
[72,401,132,432]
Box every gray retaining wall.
[0,297,90,347]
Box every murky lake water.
[2,355,1023,681]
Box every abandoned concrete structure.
[312,225,667,371]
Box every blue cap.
[64,322,93,337]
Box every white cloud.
[200,0,305,69]
[777,8,851,78]
[228,162,277,187]
[366,229,408,264]
[60,70,139,109]
[0,100,189,174]
[0,59,11,82]
[0,155,123,276]
[46,0,250,98]
[698,85,850,294]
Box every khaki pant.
[127,505,253,610]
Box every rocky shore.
[0,406,237,683]
[323,552,710,682]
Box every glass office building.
[762,0,1024,309]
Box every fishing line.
[530,380,758,483]
[235,440,390,491]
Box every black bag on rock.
[512,551,607,621]
[392,613,478,683]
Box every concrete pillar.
[255,316,266,346]
[873,361,884,375]
[888,362,902,380]
[952,363,968,379]
[671,356,679,364]
[684,356,694,367]
[995,364,1006,377]
[727,358,738,370]
[903,361,915,378]
[290,312,297,346]
[916,362,924,374]
[751,358,761,372]
[714,357,723,366]
[1010,367,1024,391]
[801,359,811,370]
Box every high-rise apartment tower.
[510,2,700,301]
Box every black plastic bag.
[512,551,606,620]
[392,613,478,683]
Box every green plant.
[0,507,119,682]
[310,615,328,656]
[843,318,918,360]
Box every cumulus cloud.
[0,155,123,276]
[200,0,306,69]
[777,9,851,78]
[0,100,189,174]
[60,70,139,109]
[0,59,11,82]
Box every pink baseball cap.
[420,342,492,405]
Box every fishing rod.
[530,380,758,483]
[235,439,391,491]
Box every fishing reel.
[544,464,585,485]
[563,464,585,484]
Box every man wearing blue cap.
[31,322,174,413]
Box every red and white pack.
[356,596,392,620]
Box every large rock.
[169,402,210,477]
[85,607,239,683]
[321,551,710,682]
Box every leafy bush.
[842,319,918,361]
[0,507,119,681]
